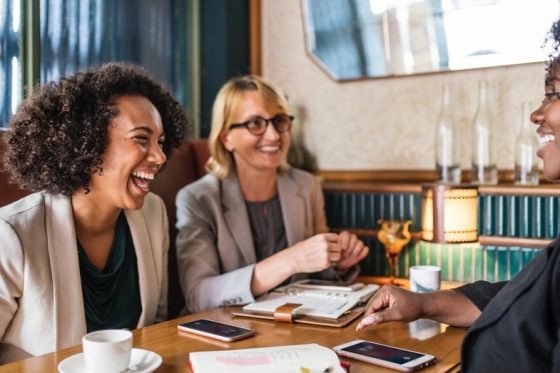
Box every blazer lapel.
[124,209,158,326]
[222,177,256,264]
[44,194,86,349]
[278,171,305,246]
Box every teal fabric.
[77,211,142,332]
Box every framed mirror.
[302,0,560,81]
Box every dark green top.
[77,211,142,332]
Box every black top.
[77,211,142,332]
[454,239,560,372]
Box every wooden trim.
[322,182,422,194]
[332,229,552,248]
[478,185,560,196]
[315,169,557,185]
[478,235,552,248]
[248,0,262,75]
[189,0,201,139]
[322,180,560,196]
[316,170,439,183]
[331,228,423,240]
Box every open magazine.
[189,343,347,373]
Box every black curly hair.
[544,19,560,86]
[4,62,190,196]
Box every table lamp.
[421,184,478,243]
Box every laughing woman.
[356,20,560,373]
[0,62,189,364]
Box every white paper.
[189,343,345,373]
[243,293,358,319]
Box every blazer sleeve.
[176,186,255,314]
[0,219,24,342]
[307,173,360,283]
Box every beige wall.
[261,0,545,171]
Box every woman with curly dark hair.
[0,62,189,364]
[355,20,560,373]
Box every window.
[1,0,192,127]
[1,0,21,126]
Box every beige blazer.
[0,192,168,365]
[176,168,356,314]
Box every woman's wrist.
[334,265,349,276]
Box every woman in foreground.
[0,62,189,364]
[356,20,560,373]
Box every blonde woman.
[176,75,369,313]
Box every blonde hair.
[206,75,291,179]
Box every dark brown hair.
[4,62,190,196]
[544,19,560,86]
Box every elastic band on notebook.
[273,303,302,323]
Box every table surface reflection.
[0,305,465,373]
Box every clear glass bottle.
[471,81,498,185]
[514,101,539,185]
[435,83,461,184]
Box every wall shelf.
[323,181,557,283]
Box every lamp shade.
[421,184,478,243]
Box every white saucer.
[58,348,162,373]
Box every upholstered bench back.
[151,139,209,317]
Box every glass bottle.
[514,101,539,185]
[471,81,498,185]
[435,83,461,184]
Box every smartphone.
[177,319,254,342]
[292,279,365,291]
[332,340,436,372]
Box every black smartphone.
[332,340,436,372]
[177,319,254,342]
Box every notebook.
[189,343,347,373]
[233,282,379,327]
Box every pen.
[323,366,333,372]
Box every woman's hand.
[356,285,481,330]
[252,233,340,296]
[356,285,425,330]
[289,233,342,273]
[334,230,369,273]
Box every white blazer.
[0,192,168,365]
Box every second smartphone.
[332,340,436,372]
[178,319,254,342]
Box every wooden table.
[0,306,466,373]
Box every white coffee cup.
[409,265,441,293]
[82,329,133,373]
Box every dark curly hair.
[4,62,190,196]
[544,19,560,86]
